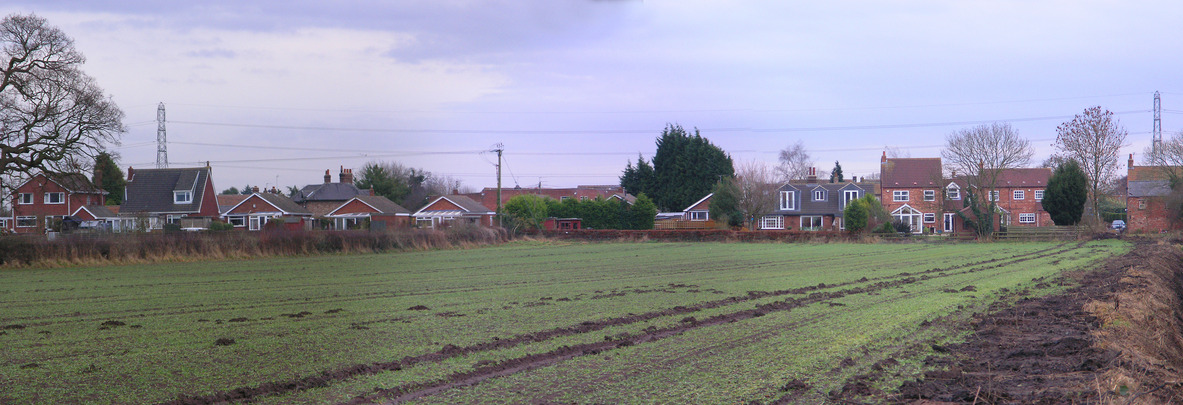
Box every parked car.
[1110,220,1126,232]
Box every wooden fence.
[993,226,1081,241]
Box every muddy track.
[160,243,1080,405]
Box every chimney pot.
[881,151,887,163]
[340,167,353,184]
[1128,153,1134,169]
[324,169,331,184]
[127,167,135,182]
[252,186,259,193]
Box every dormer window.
[946,187,960,200]
[781,191,796,210]
[174,190,193,204]
[813,189,826,201]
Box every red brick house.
[222,192,313,231]
[880,154,946,233]
[121,166,219,230]
[1126,154,1182,233]
[412,195,495,229]
[9,172,106,234]
[324,195,411,230]
[291,167,374,218]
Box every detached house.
[324,195,411,230]
[222,192,313,231]
[761,168,868,230]
[1126,154,1182,233]
[412,195,495,228]
[291,167,373,218]
[880,154,945,233]
[121,166,219,230]
[9,172,107,233]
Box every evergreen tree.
[708,178,743,227]
[355,162,410,203]
[221,187,240,195]
[620,154,655,197]
[628,193,657,229]
[830,161,844,183]
[648,124,734,211]
[1043,159,1088,225]
[843,198,868,232]
[503,194,550,232]
[93,152,125,205]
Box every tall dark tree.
[648,124,734,211]
[619,154,655,197]
[354,162,411,204]
[1042,160,1088,225]
[92,151,124,205]
[708,178,743,228]
[830,161,844,183]
[220,187,240,195]
[628,193,657,230]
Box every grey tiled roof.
[352,195,410,214]
[769,182,868,217]
[79,205,118,218]
[254,193,312,215]
[122,167,210,214]
[293,183,370,203]
[1128,180,1172,197]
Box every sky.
[3,1,1181,192]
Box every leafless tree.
[885,146,911,159]
[776,141,812,182]
[0,14,125,194]
[942,122,1033,235]
[1142,130,1183,187]
[1054,106,1128,221]
[732,160,779,230]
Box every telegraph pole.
[156,102,168,168]
[1154,91,1162,156]
[493,143,504,227]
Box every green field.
[0,240,1127,404]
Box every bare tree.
[0,14,125,194]
[733,160,779,229]
[776,141,812,182]
[885,146,911,159]
[1054,106,1128,221]
[1143,130,1183,186]
[942,122,1033,235]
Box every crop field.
[0,240,1128,404]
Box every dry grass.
[0,226,508,268]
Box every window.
[1034,190,1044,201]
[1019,213,1036,224]
[988,190,1000,201]
[166,214,185,225]
[923,190,935,201]
[813,189,826,201]
[761,215,784,230]
[249,215,263,231]
[174,190,193,204]
[559,196,570,202]
[892,190,909,202]
[44,192,65,204]
[579,196,589,202]
[1139,199,1147,210]
[800,216,822,231]
[689,211,709,221]
[1013,190,1025,200]
[16,216,35,228]
[18,193,33,204]
[946,187,960,200]
[943,213,956,233]
[780,191,796,210]
[842,190,860,206]
[923,213,936,223]
[0,218,6,229]
[227,216,245,227]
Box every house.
[292,167,374,218]
[70,205,134,232]
[967,168,1052,228]
[462,185,636,209]
[9,172,107,234]
[216,194,249,215]
[121,166,219,230]
[1126,154,1182,233]
[542,217,582,230]
[653,194,716,229]
[762,168,868,231]
[683,193,712,221]
[324,195,411,230]
[880,153,946,233]
[412,195,495,229]
[222,192,313,231]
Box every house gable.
[225,194,284,215]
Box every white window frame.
[15,216,35,228]
[813,189,826,201]
[893,190,909,202]
[780,191,796,210]
[988,190,1000,201]
[1013,190,1025,200]
[227,216,246,227]
[946,187,960,200]
[923,213,936,223]
[249,215,265,231]
[923,190,935,201]
[943,213,956,233]
[1019,213,1036,224]
[579,196,589,202]
[760,215,784,230]
[174,190,193,204]
[842,190,860,207]
[800,216,823,231]
[1034,190,1044,201]
[689,211,708,221]
[560,196,570,202]
[18,193,34,205]
[44,192,65,204]
[166,214,186,225]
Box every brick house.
[70,205,134,232]
[121,166,219,230]
[291,167,374,218]
[880,154,946,233]
[324,195,411,230]
[412,195,495,229]
[1126,154,1182,233]
[9,172,107,234]
[761,168,869,231]
[222,192,313,231]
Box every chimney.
[881,151,887,164]
[270,186,278,193]
[806,167,817,183]
[324,169,331,184]
[452,189,459,195]
[251,185,260,193]
[339,166,353,184]
[127,166,134,182]
[1128,153,1134,169]
[93,165,103,186]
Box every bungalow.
[762,168,868,231]
[121,166,219,230]
[71,205,134,232]
[324,195,411,231]
[222,192,313,231]
[10,172,107,234]
[291,167,373,217]
[412,195,495,229]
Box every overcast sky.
[3,1,1180,192]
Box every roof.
[993,168,1051,187]
[225,193,312,216]
[327,195,411,216]
[74,205,118,219]
[773,182,868,216]
[13,172,105,195]
[122,167,211,214]
[415,195,493,215]
[292,182,372,203]
[683,193,713,212]
[216,194,249,214]
[1128,180,1173,197]
[881,158,943,187]
[1129,165,1183,182]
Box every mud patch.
[228,318,249,323]
[324,308,344,314]
[214,338,236,346]
[407,305,430,311]
[280,311,313,319]
[2,324,24,330]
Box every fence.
[653,219,718,230]
[993,226,1081,241]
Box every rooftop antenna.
[156,102,168,168]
